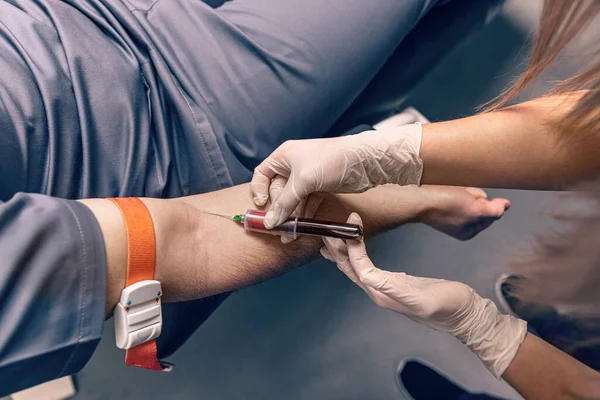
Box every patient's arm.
[80,183,507,317]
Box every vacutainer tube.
[238,209,363,240]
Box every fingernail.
[264,203,286,229]
[254,195,268,206]
[281,235,294,244]
[264,211,276,229]
[348,212,362,225]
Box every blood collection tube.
[238,209,363,240]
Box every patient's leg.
[132,0,446,177]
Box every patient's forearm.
[174,183,426,299]
[83,183,428,317]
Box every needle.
[201,211,234,220]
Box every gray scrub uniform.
[0,0,448,394]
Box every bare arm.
[420,92,594,190]
[503,333,600,400]
[81,184,431,317]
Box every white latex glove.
[251,123,423,229]
[268,175,323,243]
[321,213,527,379]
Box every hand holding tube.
[321,213,527,379]
[240,209,363,240]
[251,124,423,229]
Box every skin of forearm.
[503,333,600,400]
[81,183,429,318]
[169,183,427,301]
[420,92,593,190]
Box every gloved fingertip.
[263,210,277,229]
[320,247,334,262]
[281,235,294,244]
[264,202,288,229]
[253,195,268,206]
[347,212,363,226]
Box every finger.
[320,246,335,262]
[346,239,390,290]
[269,175,288,203]
[323,237,381,300]
[264,174,311,229]
[269,177,303,244]
[251,155,290,206]
[323,237,360,284]
[271,176,315,243]
[281,234,295,244]
[344,213,411,295]
[303,194,324,219]
[346,212,362,226]
[343,235,414,307]
[280,198,305,243]
[483,198,511,218]
[343,213,390,289]
[281,194,323,243]
[464,187,487,199]
[251,167,277,207]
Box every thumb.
[476,197,511,221]
[251,162,278,207]
[490,197,511,214]
[264,174,311,229]
[251,148,292,206]
[346,212,363,226]
[344,215,389,288]
[464,187,487,199]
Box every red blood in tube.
[245,209,268,231]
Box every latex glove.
[321,213,527,379]
[268,175,323,243]
[251,123,423,229]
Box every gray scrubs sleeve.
[0,194,106,397]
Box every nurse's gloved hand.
[267,175,324,243]
[251,123,423,229]
[320,213,527,379]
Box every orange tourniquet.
[108,198,165,371]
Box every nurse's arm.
[503,333,600,399]
[420,91,596,190]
